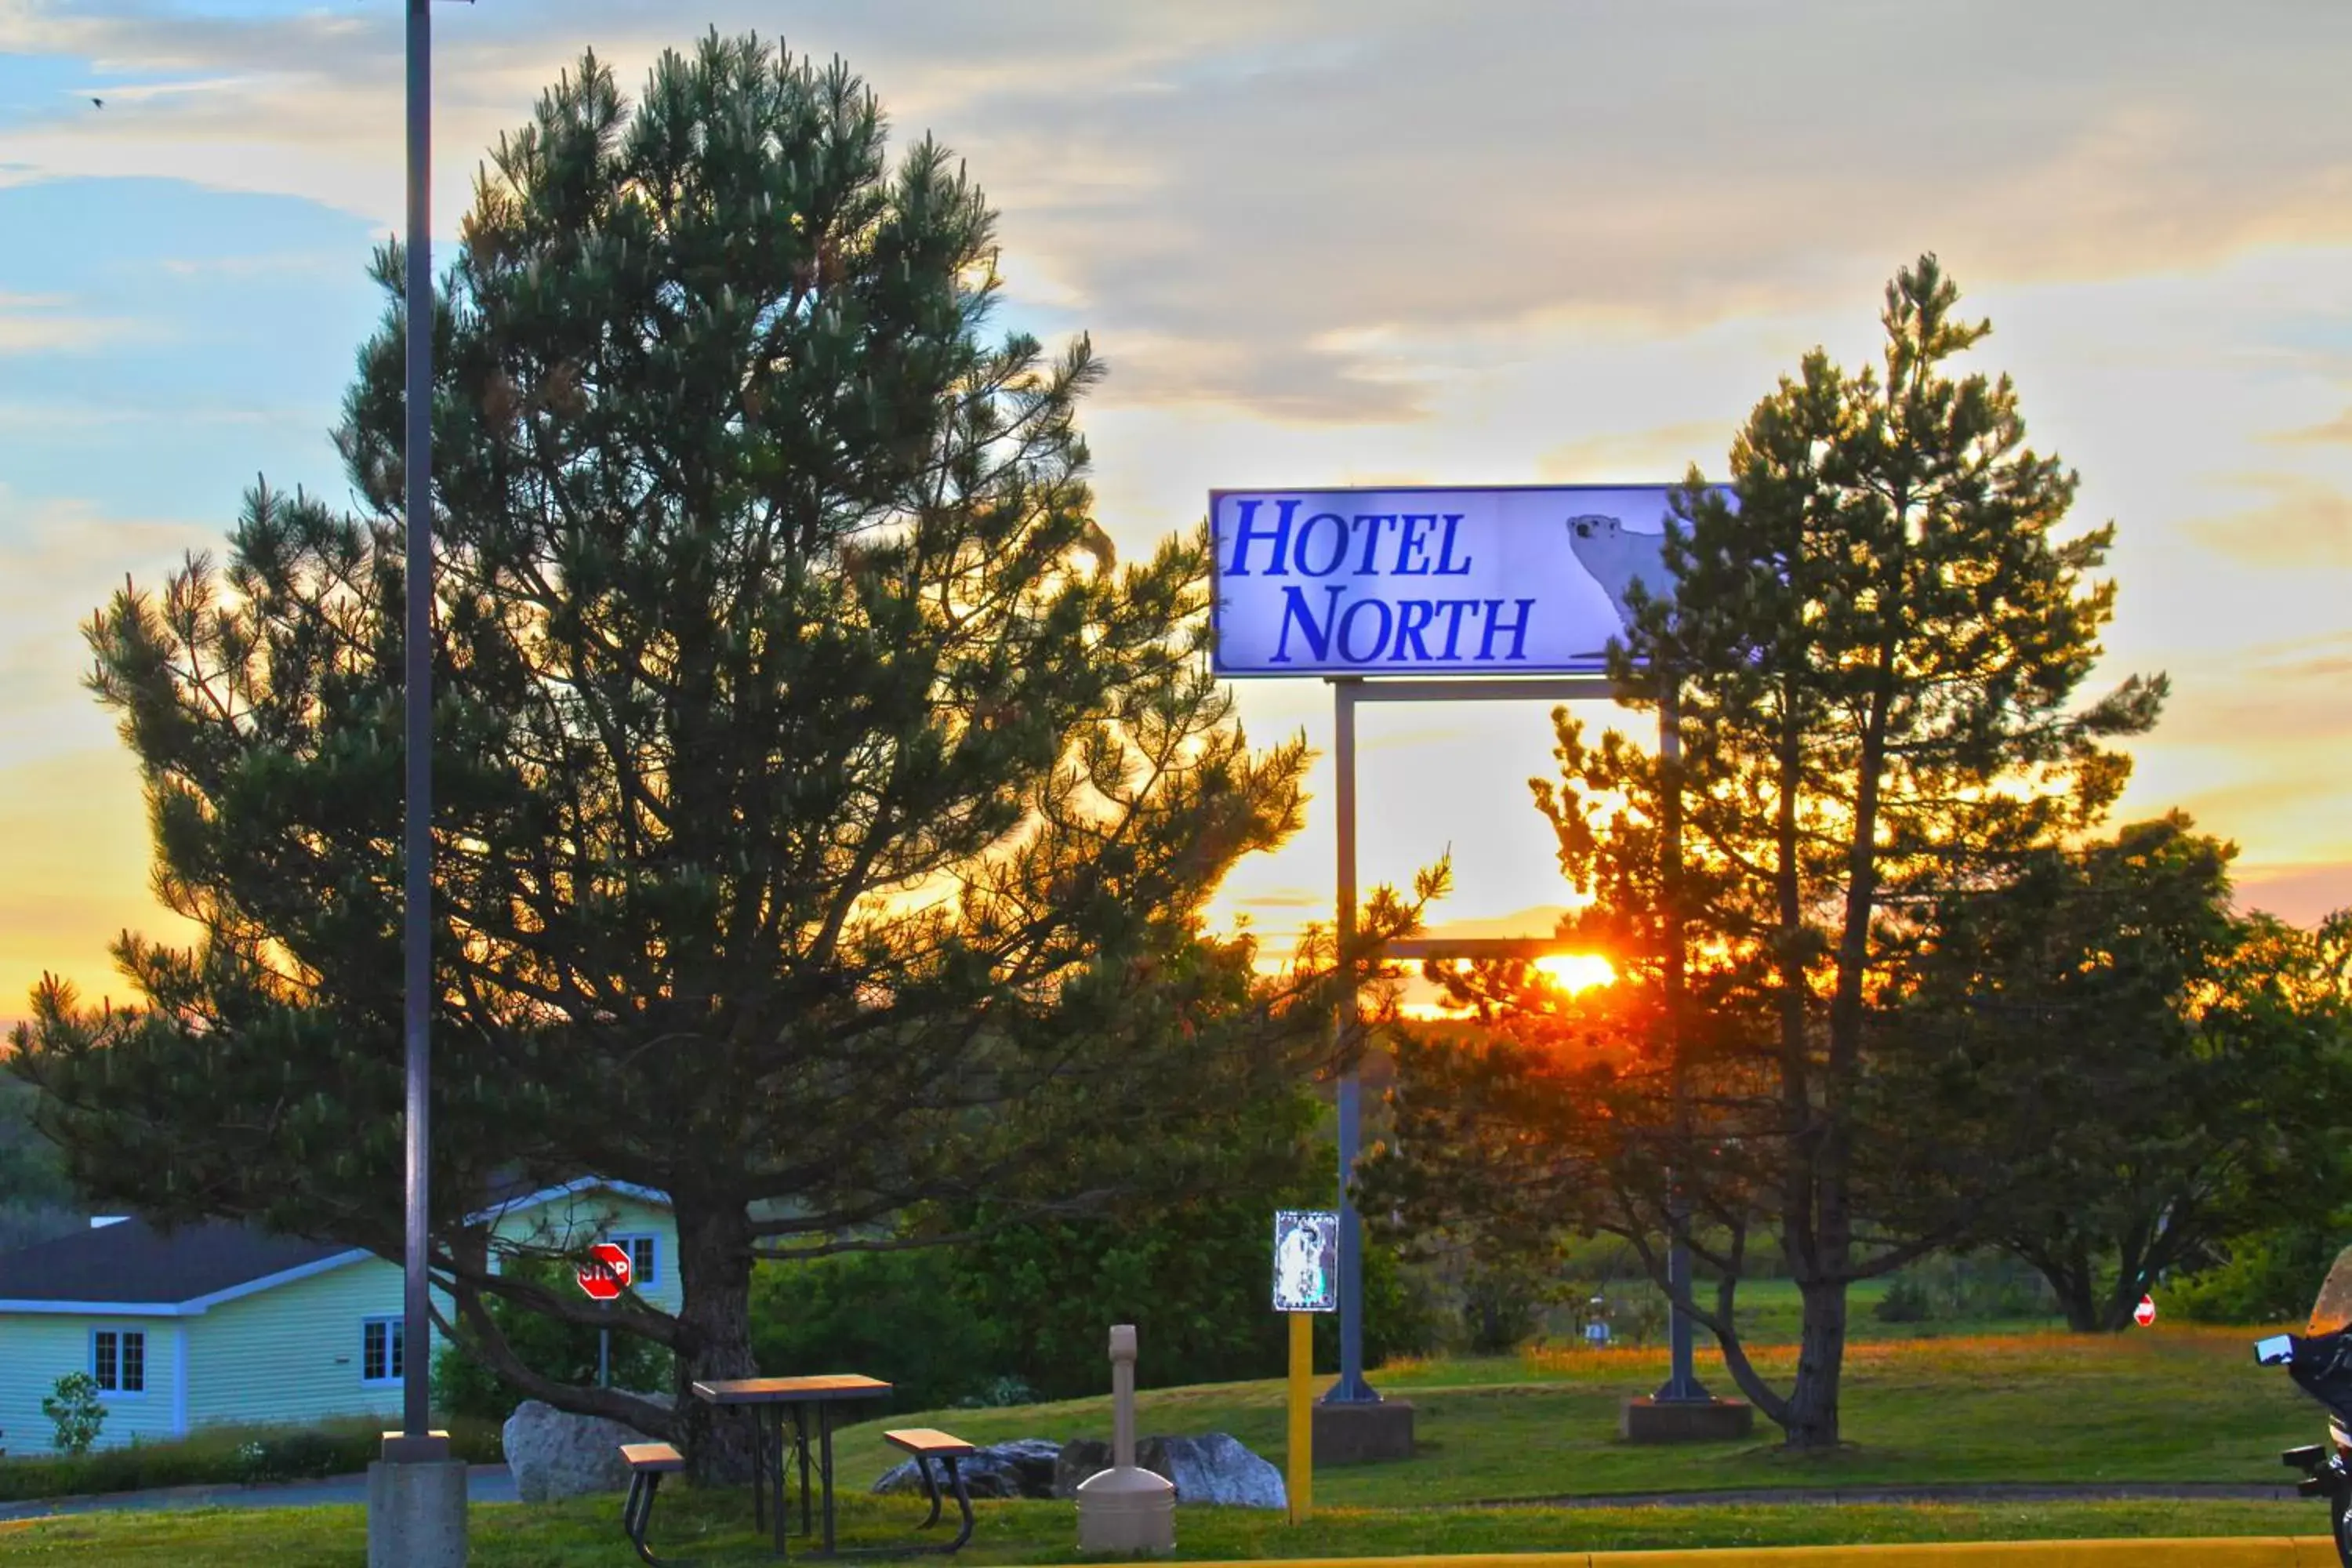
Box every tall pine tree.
[1368,256,2164,1448]
[10,34,1410,1479]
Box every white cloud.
[6,1,2350,419]
[0,290,132,353]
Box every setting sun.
[1534,953,1616,994]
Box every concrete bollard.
[366,1447,467,1567]
[1074,1323,1175,1555]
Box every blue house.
[0,1178,677,1454]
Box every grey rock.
[873,1437,1062,1500]
[1054,1433,1283,1509]
[1053,1437,1112,1500]
[501,1394,673,1504]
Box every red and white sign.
[2133,1294,2157,1327]
[577,1241,633,1301]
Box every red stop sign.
[2133,1294,2157,1327]
[578,1241,633,1301]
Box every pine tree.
[9,34,1408,1479]
[1367,256,2164,1448]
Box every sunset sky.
[2,1,2350,1024]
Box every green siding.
[488,1188,681,1316]
[0,1184,676,1446]
[0,1314,184,1453]
[183,1256,425,1430]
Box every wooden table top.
[690,1374,894,1404]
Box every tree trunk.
[672,1199,761,1486]
[1780,1276,1849,1450]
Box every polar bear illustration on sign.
[1565,514,1668,635]
[1276,1217,1329,1310]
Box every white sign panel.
[1210,485,1704,677]
[1272,1209,1340,1312]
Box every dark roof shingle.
[0,1219,358,1307]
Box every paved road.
[0,1463,517,1523]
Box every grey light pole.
[395,0,441,1459]
[368,2,466,1560]
[1651,681,1711,1404]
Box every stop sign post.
[2134,1294,2157,1327]
[579,1242,633,1389]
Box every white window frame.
[608,1232,659,1289]
[91,1327,147,1396]
[361,1316,405,1385]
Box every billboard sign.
[1272,1209,1340,1312]
[1210,484,1711,678]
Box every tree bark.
[671,1198,762,1486]
[1780,1275,1849,1450]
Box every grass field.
[0,1325,2325,1563]
[809,1325,2316,1503]
[0,1496,2326,1565]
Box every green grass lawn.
[0,1326,2327,1563]
[0,1496,2326,1565]
[814,1324,2314,1504]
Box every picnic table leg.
[781,1410,800,1561]
[820,1403,837,1554]
[751,1405,767,1534]
[798,1402,815,1540]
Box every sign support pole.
[1287,1311,1312,1522]
[1327,679,1377,1405]
[1322,674,1625,1411]
[1652,681,1711,1403]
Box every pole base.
[367,1455,467,1567]
[1075,1464,1175,1555]
[1311,1398,1415,1464]
[1620,1396,1754,1444]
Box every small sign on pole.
[2134,1294,2158,1328]
[1272,1210,1340,1314]
[1273,1210,1338,1523]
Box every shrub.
[2161,1221,2350,1326]
[1874,1274,1934,1324]
[41,1373,103,1457]
[751,1244,1004,1414]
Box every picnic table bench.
[620,1441,688,1566]
[615,1421,982,1561]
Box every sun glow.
[1533,953,1616,993]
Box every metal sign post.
[1324,675,1630,1414]
[1272,1209,1338,1522]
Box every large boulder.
[502,1394,673,1504]
[1054,1433,1283,1509]
[873,1437,1062,1500]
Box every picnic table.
[691,1373,893,1557]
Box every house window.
[610,1233,658,1287]
[362,1317,405,1384]
[93,1329,145,1393]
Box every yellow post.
[1287,1309,1312,1523]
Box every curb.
[1018,1545,2343,1567]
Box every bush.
[0,1415,503,1504]
[751,1245,1006,1414]
[1460,1259,1559,1354]
[233,1430,352,1483]
[2160,1221,2350,1326]
[42,1373,104,1457]
[1874,1274,1934,1323]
